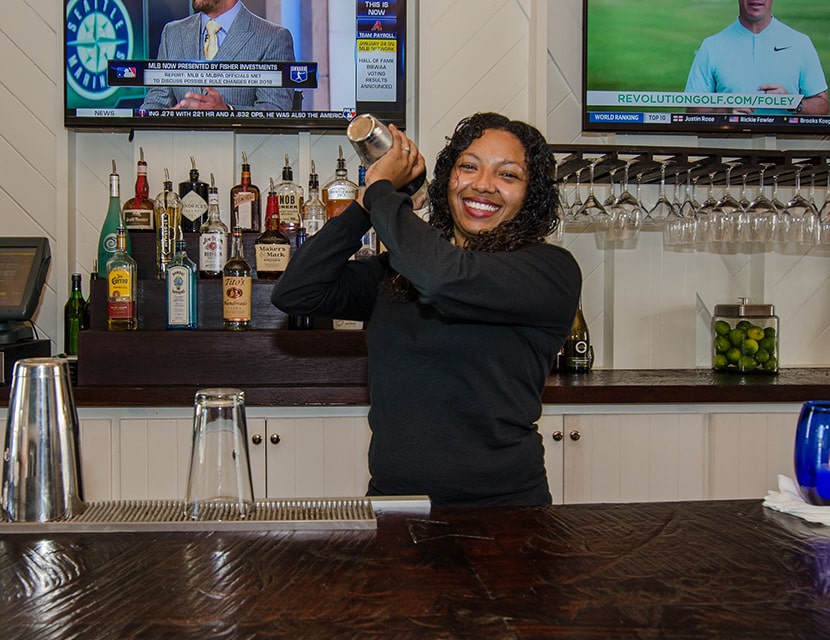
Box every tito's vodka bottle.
[223,227,252,330]
[254,178,291,280]
[322,145,357,219]
[231,151,261,232]
[106,226,137,331]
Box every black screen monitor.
[582,0,830,135]
[63,0,408,132]
[0,238,51,345]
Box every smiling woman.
[271,112,583,507]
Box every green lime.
[755,349,770,363]
[714,320,731,336]
[736,320,753,330]
[741,338,759,355]
[726,347,742,364]
[738,355,758,371]
[764,327,776,338]
[763,357,778,372]
[746,326,764,341]
[729,328,746,347]
[713,354,728,369]
[759,336,776,354]
[714,336,730,353]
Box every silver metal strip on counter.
[0,498,376,533]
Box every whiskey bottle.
[166,237,198,330]
[199,173,228,279]
[322,145,357,219]
[122,147,154,230]
[97,160,131,277]
[275,154,304,248]
[563,300,591,372]
[303,160,326,237]
[179,156,209,232]
[254,178,291,280]
[223,227,252,330]
[106,226,137,331]
[64,273,87,356]
[154,168,182,280]
[230,151,261,232]
[288,226,313,330]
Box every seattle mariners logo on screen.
[66,0,134,100]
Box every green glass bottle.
[63,273,86,356]
[97,160,131,277]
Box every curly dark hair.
[427,112,560,251]
[382,112,560,301]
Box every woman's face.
[447,129,528,246]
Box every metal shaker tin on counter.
[712,298,778,374]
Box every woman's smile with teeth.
[463,199,499,217]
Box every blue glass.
[794,401,830,505]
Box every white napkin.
[763,474,830,524]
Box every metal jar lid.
[714,297,775,318]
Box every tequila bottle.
[106,226,137,331]
[98,160,131,277]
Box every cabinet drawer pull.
[251,433,263,445]
[569,430,581,441]
[270,433,282,445]
[552,431,564,442]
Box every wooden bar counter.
[0,499,828,638]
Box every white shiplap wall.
[1,0,828,367]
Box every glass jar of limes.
[712,298,778,374]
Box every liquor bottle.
[275,154,304,248]
[64,273,87,356]
[230,151,261,232]
[122,147,154,230]
[223,227,252,330]
[254,178,291,280]
[322,145,357,219]
[563,300,591,372]
[356,164,377,259]
[85,263,97,329]
[166,237,198,329]
[97,160,131,277]
[288,226,313,330]
[154,168,182,280]
[106,226,137,331]
[199,173,228,279]
[303,160,326,237]
[179,155,210,232]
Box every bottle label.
[223,275,252,322]
[278,193,302,226]
[326,184,357,200]
[157,210,175,265]
[167,265,194,326]
[234,192,255,229]
[255,244,290,273]
[123,208,154,229]
[200,233,227,272]
[333,319,363,330]
[107,267,134,319]
[304,215,324,237]
[181,190,208,222]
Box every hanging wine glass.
[564,165,586,229]
[574,157,608,225]
[694,164,723,248]
[598,160,641,244]
[644,159,676,230]
[711,162,744,244]
[782,164,819,246]
[745,163,779,247]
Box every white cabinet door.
[708,412,798,499]
[117,418,192,500]
[560,414,708,504]
[264,417,371,498]
[540,415,565,504]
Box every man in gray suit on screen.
[141,0,296,111]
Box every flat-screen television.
[0,238,51,344]
[582,0,830,135]
[64,0,408,132]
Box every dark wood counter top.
[0,499,828,638]
[29,367,830,407]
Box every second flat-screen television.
[583,0,830,135]
[64,0,408,132]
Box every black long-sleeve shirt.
[272,180,581,506]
